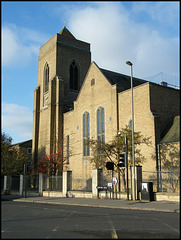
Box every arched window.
[97,107,105,155]
[83,112,90,156]
[44,63,49,93]
[69,60,79,91]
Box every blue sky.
[1,1,180,144]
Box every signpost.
[107,183,112,199]
[107,183,112,187]
[112,177,118,186]
[112,177,118,199]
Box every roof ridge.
[100,68,148,81]
[59,27,76,39]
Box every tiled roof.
[12,139,32,147]
[100,68,147,93]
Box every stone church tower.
[32,27,91,170]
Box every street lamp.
[126,61,136,201]
[118,131,129,200]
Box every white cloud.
[67,2,179,82]
[131,1,179,29]
[1,23,50,68]
[2,102,33,143]
[2,25,19,67]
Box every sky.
[1,1,180,144]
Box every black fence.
[42,175,63,191]
[142,170,180,193]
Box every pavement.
[2,195,180,213]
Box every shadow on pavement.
[1,195,24,201]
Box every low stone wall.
[42,190,92,198]
[43,191,63,197]
[155,192,179,202]
[42,190,180,202]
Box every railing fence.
[71,176,92,192]
[42,174,62,191]
[142,170,180,193]
[2,169,179,197]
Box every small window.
[129,119,133,130]
[91,79,95,86]
[27,148,32,154]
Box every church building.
[32,27,180,192]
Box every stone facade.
[32,27,91,169]
[32,27,180,192]
[63,62,119,188]
[63,62,180,190]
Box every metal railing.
[142,170,180,193]
[42,175,62,191]
[71,177,92,192]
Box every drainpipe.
[157,144,162,192]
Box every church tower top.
[59,26,76,39]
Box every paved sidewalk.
[8,196,180,213]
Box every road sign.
[112,177,118,186]
[106,161,114,170]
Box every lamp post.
[126,61,136,201]
[118,131,129,200]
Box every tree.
[159,143,180,192]
[1,132,27,176]
[88,125,151,191]
[160,143,180,171]
[89,125,151,169]
[38,147,69,176]
[32,133,76,176]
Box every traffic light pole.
[118,131,129,200]
[125,137,129,200]
[112,169,114,199]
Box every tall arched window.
[69,60,79,91]
[44,63,49,93]
[83,112,90,156]
[97,107,105,155]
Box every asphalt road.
[1,201,180,239]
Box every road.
[1,201,180,239]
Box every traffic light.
[106,161,114,170]
[117,152,126,168]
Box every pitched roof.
[12,139,32,147]
[59,27,76,39]
[100,68,147,93]
[160,116,180,144]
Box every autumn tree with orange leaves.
[38,147,69,176]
